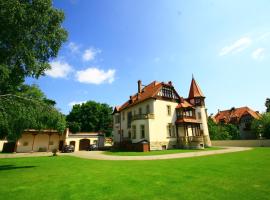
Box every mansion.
[113,77,212,150]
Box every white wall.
[0,140,7,152]
[17,133,62,153]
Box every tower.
[188,76,212,147]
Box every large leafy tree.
[265,98,270,113]
[208,118,240,140]
[0,0,67,140]
[0,89,66,141]
[67,101,113,136]
[0,0,67,94]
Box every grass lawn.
[0,148,270,200]
[103,147,223,156]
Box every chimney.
[129,96,133,103]
[218,109,220,114]
[168,81,172,86]
[138,80,142,93]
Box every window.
[122,112,125,121]
[167,105,171,116]
[127,112,132,128]
[132,125,136,139]
[160,86,176,98]
[198,112,201,119]
[172,125,176,137]
[140,125,145,138]
[128,131,131,139]
[139,107,142,115]
[114,115,120,124]
[146,104,150,114]
[167,123,172,137]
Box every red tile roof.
[115,78,204,112]
[176,99,193,108]
[188,77,204,99]
[214,107,261,124]
[118,81,164,111]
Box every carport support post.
[47,133,52,152]
[31,134,37,152]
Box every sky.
[27,0,270,115]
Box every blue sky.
[27,0,270,115]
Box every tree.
[208,117,240,140]
[0,0,67,141]
[251,112,270,139]
[0,0,67,94]
[0,94,66,141]
[265,98,270,113]
[16,84,56,106]
[67,101,113,136]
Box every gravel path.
[0,147,252,160]
[67,146,252,160]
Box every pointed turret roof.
[188,76,205,99]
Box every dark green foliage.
[0,0,67,94]
[0,0,67,140]
[251,112,270,139]
[0,94,66,141]
[265,98,270,113]
[208,118,240,140]
[67,101,113,136]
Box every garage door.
[79,139,90,151]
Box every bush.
[52,149,58,156]
[251,113,270,139]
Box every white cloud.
[67,42,79,53]
[219,37,252,56]
[68,101,86,107]
[82,47,101,61]
[76,67,115,84]
[46,60,73,78]
[251,48,265,60]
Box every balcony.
[132,113,155,121]
[178,136,204,143]
[176,116,201,124]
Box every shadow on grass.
[0,165,36,171]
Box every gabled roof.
[188,77,204,99]
[214,106,261,124]
[176,99,193,109]
[117,81,180,111]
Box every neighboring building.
[6,129,104,153]
[112,77,211,150]
[213,107,261,139]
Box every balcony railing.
[177,115,196,120]
[132,113,155,121]
[178,136,204,143]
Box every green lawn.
[0,148,270,200]
[104,147,222,156]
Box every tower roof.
[188,77,205,99]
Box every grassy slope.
[0,148,269,200]
[103,147,222,156]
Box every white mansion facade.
[112,77,211,150]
